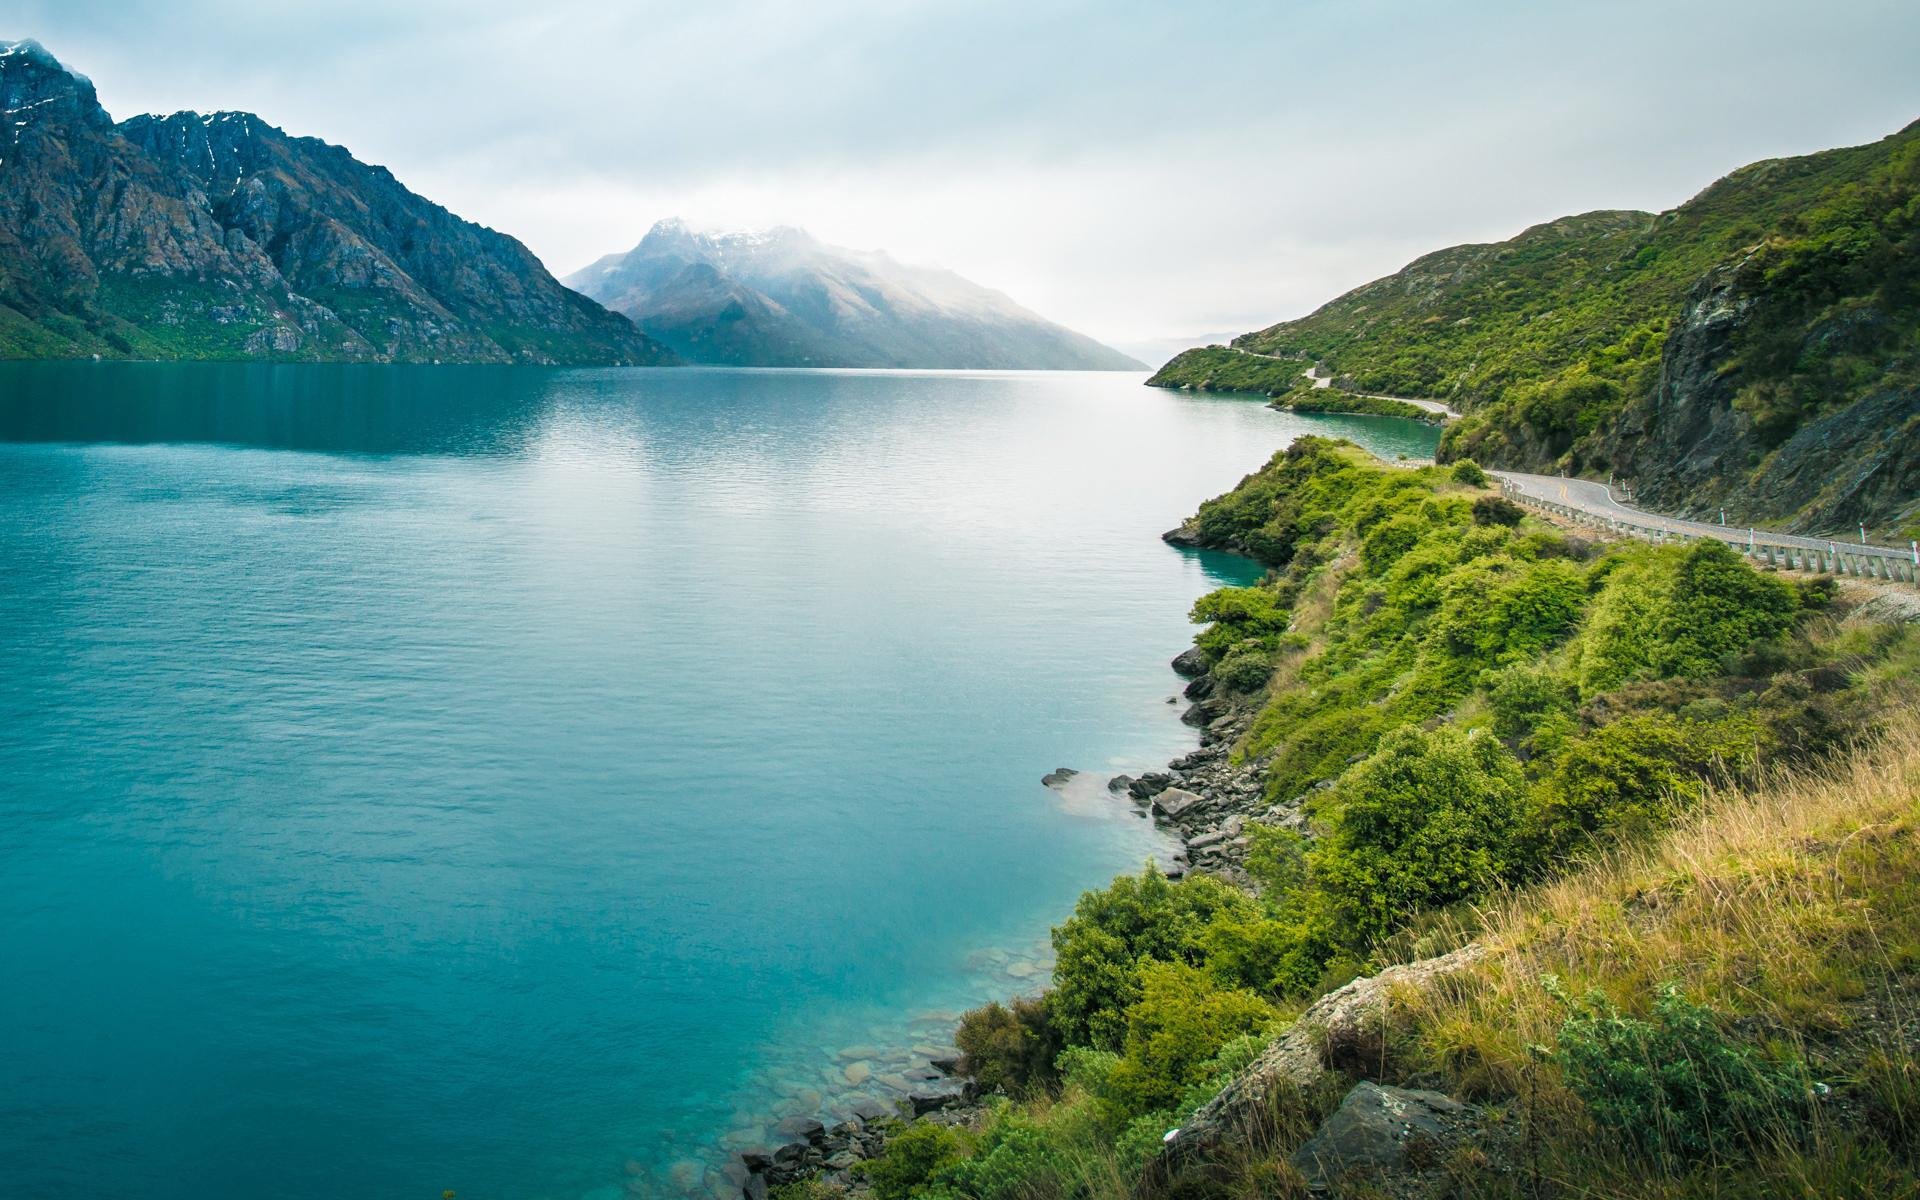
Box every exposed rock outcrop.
[1291,1082,1483,1195]
[1165,944,1486,1157]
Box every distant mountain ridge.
[1149,120,1920,536]
[0,39,672,364]
[566,220,1142,369]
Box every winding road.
[1220,348,1911,562]
[1495,470,1915,561]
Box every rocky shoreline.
[727,640,1279,1200]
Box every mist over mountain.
[566,221,1142,370]
[0,39,672,365]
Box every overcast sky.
[16,0,1920,356]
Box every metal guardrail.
[1499,482,1920,586]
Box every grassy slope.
[1200,706,1920,1199]
[833,440,1920,1200]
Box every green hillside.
[1150,121,1920,536]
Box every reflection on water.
[0,363,1437,1200]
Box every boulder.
[929,1055,963,1075]
[1041,767,1079,788]
[1291,1083,1477,1189]
[1129,772,1174,800]
[1107,774,1135,794]
[773,1116,825,1143]
[744,1173,768,1200]
[843,1061,872,1086]
[1167,944,1486,1155]
[1171,646,1208,676]
[738,1150,773,1172]
[1152,788,1209,819]
[851,1099,895,1124]
[825,1151,862,1170]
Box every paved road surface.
[1495,470,1914,561]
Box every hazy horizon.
[16,0,1920,353]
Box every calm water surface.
[0,364,1438,1200]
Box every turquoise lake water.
[0,363,1439,1200]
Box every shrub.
[1523,713,1757,860]
[1575,543,1798,694]
[1214,643,1276,693]
[861,1122,971,1200]
[1099,960,1278,1117]
[1553,982,1808,1166]
[1311,727,1525,946]
[1488,663,1576,745]
[1450,459,1491,487]
[956,996,1061,1097]
[1189,586,1290,661]
[1048,870,1260,1051]
[1471,494,1524,526]
[940,1113,1062,1200]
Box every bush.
[1553,982,1808,1166]
[1488,663,1576,745]
[1190,586,1290,661]
[1471,494,1524,526]
[861,1122,971,1200]
[1214,643,1276,693]
[1450,459,1491,487]
[1049,869,1259,1051]
[1575,542,1798,694]
[1523,713,1758,860]
[1311,727,1525,946]
[940,1113,1062,1200]
[1099,960,1277,1117]
[956,996,1061,1097]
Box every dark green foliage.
[860,1123,971,1200]
[1047,870,1258,1051]
[1450,459,1491,487]
[1524,713,1759,861]
[1100,961,1277,1116]
[1188,587,1289,663]
[955,996,1061,1098]
[1553,982,1809,1165]
[1575,541,1799,694]
[1472,494,1525,526]
[1311,728,1525,944]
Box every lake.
[0,363,1439,1200]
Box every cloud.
[14,0,1920,349]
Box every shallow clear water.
[0,363,1438,1200]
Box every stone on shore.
[1152,787,1208,819]
[1171,646,1207,676]
[1041,767,1079,788]
[773,1116,825,1143]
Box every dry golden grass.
[1339,705,1920,1196]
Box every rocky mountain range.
[565,220,1141,370]
[0,39,673,364]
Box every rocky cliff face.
[1611,258,1920,536]
[0,39,673,364]
[566,219,1142,369]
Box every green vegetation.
[848,438,1919,1200]
[1145,346,1438,423]
[1146,122,1920,496]
[1551,981,1809,1167]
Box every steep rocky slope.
[566,219,1142,369]
[0,39,672,364]
[1150,121,1920,537]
